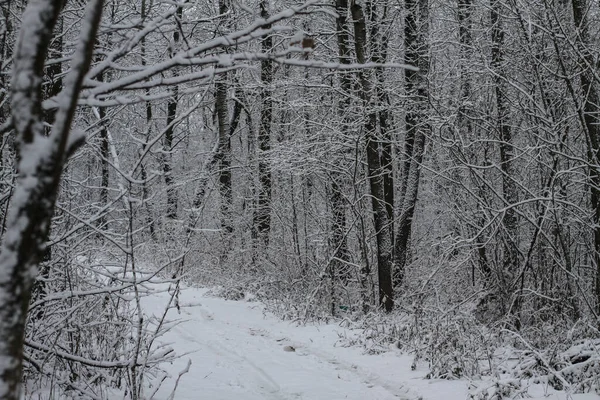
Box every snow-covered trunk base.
[0,0,103,398]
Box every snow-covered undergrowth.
[194,263,600,400]
[23,250,181,399]
[340,305,600,399]
[138,281,598,400]
[26,245,599,400]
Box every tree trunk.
[0,3,11,126]
[32,13,64,311]
[253,0,273,246]
[457,0,491,283]
[97,69,109,230]
[216,0,233,235]
[0,1,103,397]
[351,0,394,312]
[571,0,600,316]
[369,2,394,226]
[331,0,352,291]
[163,6,182,220]
[491,0,519,319]
[140,0,156,239]
[216,79,232,234]
[394,0,429,289]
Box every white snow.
[143,286,600,400]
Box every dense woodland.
[1,0,600,398]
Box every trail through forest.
[144,287,599,400]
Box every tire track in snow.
[178,294,421,399]
[299,346,419,399]
[213,313,421,400]
[172,319,297,400]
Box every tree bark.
[163,6,183,220]
[331,0,352,289]
[140,0,157,239]
[253,0,273,246]
[491,0,519,318]
[97,69,109,229]
[394,0,429,289]
[217,0,233,234]
[368,1,394,225]
[571,0,600,316]
[457,0,492,283]
[33,13,64,313]
[0,0,103,397]
[351,0,394,312]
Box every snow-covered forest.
[1,0,600,398]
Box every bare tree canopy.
[0,0,600,398]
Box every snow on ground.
[143,286,600,400]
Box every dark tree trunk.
[43,17,63,134]
[216,80,232,234]
[189,92,245,231]
[351,0,394,312]
[163,6,183,220]
[491,0,519,319]
[330,0,352,290]
[32,14,64,316]
[394,0,429,289]
[456,0,492,284]
[253,0,273,246]
[216,0,233,234]
[97,70,109,230]
[571,0,600,316]
[0,3,11,125]
[0,2,15,240]
[40,16,63,267]
[368,2,394,226]
[140,0,156,239]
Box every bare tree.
[571,0,600,316]
[351,0,394,311]
[394,0,430,289]
[216,0,233,235]
[0,0,104,397]
[163,5,183,220]
[253,0,274,246]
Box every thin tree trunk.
[0,2,14,242]
[368,1,394,226]
[216,82,232,232]
[43,17,63,135]
[571,0,600,316]
[32,13,64,311]
[0,3,11,126]
[140,0,156,239]
[331,0,352,291]
[163,6,182,220]
[351,0,394,312]
[97,69,109,229]
[457,0,492,283]
[216,0,233,235]
[491,0,519,319]
[253,0,273,246]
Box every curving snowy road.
[143,287,425,400]
[143,286,600,400]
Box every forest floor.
[143,285,600,400]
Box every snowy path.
[143,287,600,400]
[143,287,433,400]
